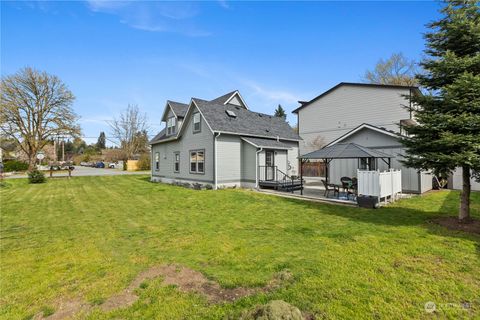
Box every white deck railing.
[357,169,402,202]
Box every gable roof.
[151,91,301,145]
[292,82,421,114]
[191,98,300,141]
[168,100,189,118]
[209,90,248,109]
[160,100,189,122]
[301,142,393,159]
[325,123,401,147]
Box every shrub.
[137,153,151,171]
[3,160,28,172]
[28,169,46,184]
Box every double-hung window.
[174,152,180,173]
[155,152,160,170]
[359,158,376,171]
[190,150,204,174]
[193,112,201,133]
[167,117,176,135]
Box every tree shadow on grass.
[276,190,479,254]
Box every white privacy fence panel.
[357,169,402,201]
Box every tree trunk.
[27,152,36,171]
[459,165,471,223]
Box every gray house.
[150,91,301,189]
[293,82,432,194]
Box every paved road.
[4,166,150,179]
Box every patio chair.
[340,176,353,192]
[322,179,339,198]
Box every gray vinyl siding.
[241,141,257,182]
[298,85,412,155]
[216,136,299,184]
[216,135,242,183]
[151,105,214,183]
[326,128,430,193]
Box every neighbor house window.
[190,150,204,173]
[155,152,160,170]
[167,117,177,135]
[174,152,180,173]
[193,112,201,133]
[359,158,376,171]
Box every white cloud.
[85,1,211,37]
[242,80,300,105]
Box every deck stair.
[258,166,304,193]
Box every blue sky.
[1,1,441,144]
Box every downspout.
[214,132,221,190]
[255,147,263,189]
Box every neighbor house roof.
[300,142,393,159]
[241,137,293,149]
[325,123,402,147]
[192,98,301,141]
[292,82,421,114]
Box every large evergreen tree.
[274,104,287,119]
[96,131,106,149]
[402,0,480,222]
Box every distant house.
[150,91,301,189]
[293,82,432,194]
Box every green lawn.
[1,175,479,319]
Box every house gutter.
[255,147,263,189]
[214,132,221,189]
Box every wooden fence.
[301,161,326,177]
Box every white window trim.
[189,149,205,174]
[174,152,180,173]
[155,152,160,170]
[193,112,201,133]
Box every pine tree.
[274,104,287,119]
[96,131,106,150]
[402,0,480,222]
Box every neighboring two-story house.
[150,91,301,189]
[293,82,432,194]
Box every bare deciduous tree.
[363,53,418,86]
[108,104,149,161]
[308,135,326,150]
[0,67,80,169]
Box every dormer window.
[167,117,176,136]
[193,112,201,133]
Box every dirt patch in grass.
[35,298,90,320]
[433,217,480,235]
[38,264,292,319]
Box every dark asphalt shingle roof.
[301,143,393,159]
[149,128,167,144]
[151,91,301,144]
[168,100,189,118]
[193,98,301,141]
[209,91,237,105]
[241,137,293,149]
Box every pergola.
[299,143,394,186]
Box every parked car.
[95,162,105,168]
[108,162,119,169]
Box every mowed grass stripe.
[0,175,479,319]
